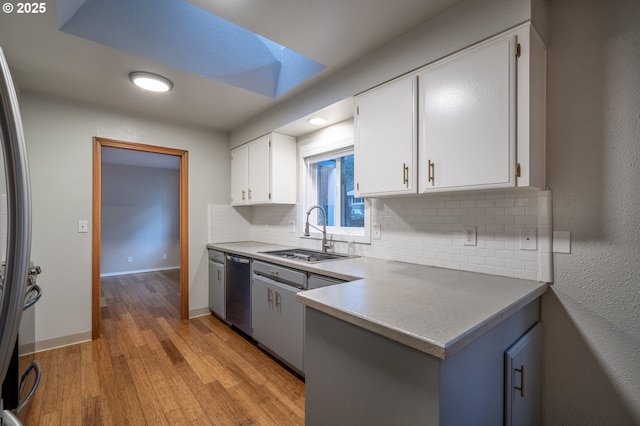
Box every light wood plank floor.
[23,270,305,425]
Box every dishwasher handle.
[225,255,250,264]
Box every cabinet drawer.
[208,249,225,263]
[252,260,307,289]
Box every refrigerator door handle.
[16,361,40,413]
[0,47,33,396]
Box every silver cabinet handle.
[275,291,282,307]
[217,269,221,281]
[515,365,525,397]
[402,163,409,186]
[428,160,435,186]
[241,189,246,200]
[267,287,273,304]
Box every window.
[301,139,370,243]
[307,149,364,228]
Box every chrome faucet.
[304,205,331,253]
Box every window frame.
[299,134,371,245]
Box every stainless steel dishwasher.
[225,254,251,335]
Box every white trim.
[189,307,212,318]
[24,331,92,355]
[100,266,180,277]
[298,123,371,245]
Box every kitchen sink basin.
[261,248,355,263]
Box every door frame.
[92,137,189,339]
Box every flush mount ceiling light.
[308,117,328,126]
[129,71,173,93]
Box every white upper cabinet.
[354,22,546,197]
[418,32,516,192]
[230,132,297,206]
[418,23,546,193]
[354,75,418,197]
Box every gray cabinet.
[208,250,225,319]
[305,299,541,425]
[251,260,306,373]
[505,323,542,426]
[308,273,345,289]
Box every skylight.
[57,0,326,98]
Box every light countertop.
[207,241,548,359]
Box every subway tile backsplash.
[209,187,545,282]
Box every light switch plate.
[520,227,537,250]
[372,223,381,239]
[553,230,571,253]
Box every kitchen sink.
[261,248,355,263]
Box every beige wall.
[21,91,229,347]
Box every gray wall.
[231,0,640,422]
[543,0,640,423]
[101,163,180,275]
[22,91,229,346]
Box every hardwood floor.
[23,270,305,425]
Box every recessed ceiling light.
[129,71,173,93]
[308,117,328,126]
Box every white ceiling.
[0,0,465,133]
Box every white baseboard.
[189,307,211,318]
[20,331,92,355]
[100,266,180,277]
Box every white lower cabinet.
[251,261,305,373]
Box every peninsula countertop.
[206,241,548,359]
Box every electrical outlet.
[162,253,167,259]
[464,225,477,246]
[287,221,295,233]
[127,256,133,263]
[78,220,88,233]
[520,227,537,250]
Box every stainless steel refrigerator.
[0,46,38,426]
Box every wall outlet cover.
[464,225,477,246]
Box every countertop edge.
[209,241,548,360]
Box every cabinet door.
[505,323,542,426]
[230,144,248,205]
[251,276,275,344]
[251,276,304,372]
[248,135,271,204]
[208,261,225,319]
[418,34,517,192]
[271,281,304,372]
[355,76,417,197]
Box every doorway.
[92,137,189,339]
